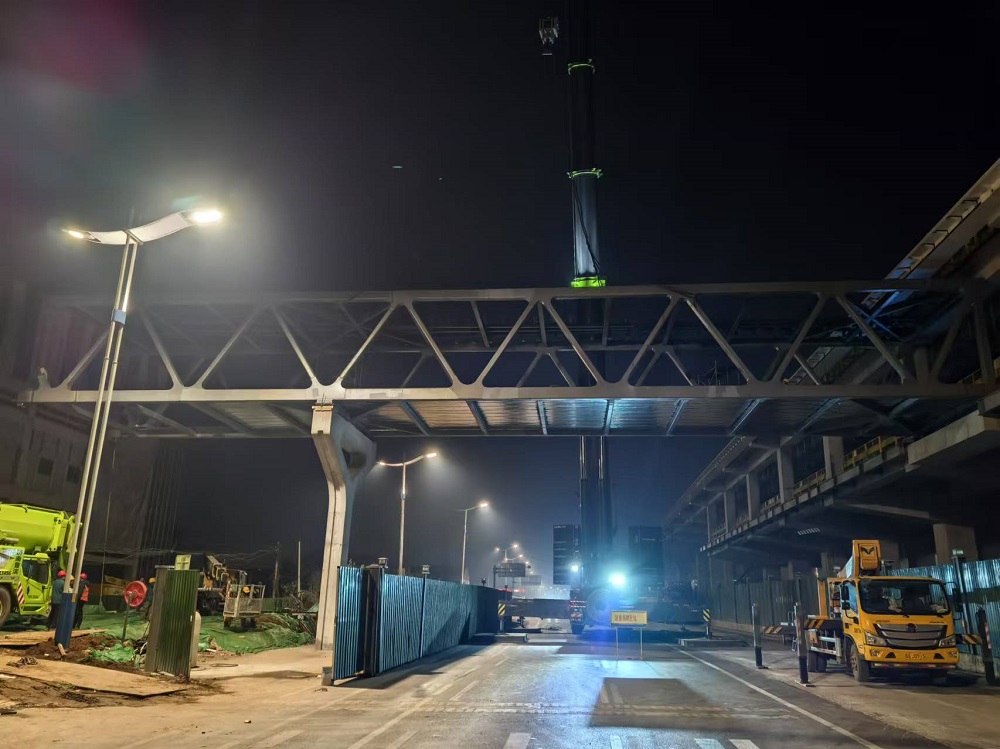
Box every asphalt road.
[161,631,951,749]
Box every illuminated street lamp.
[497,543,520,563]
[456,499,489,584]
[56,209,222,648]
[377,451,438,574]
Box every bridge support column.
[723,489,738,530]
[311,406,376,651]
[745,471,761,519]
[934,524,978,564]
[822,436,844,479]
[776,446,795,502]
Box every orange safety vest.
[80,583,89,603]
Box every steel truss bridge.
[19,279,998,439]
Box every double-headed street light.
[495,543,519,563]
[456,500,489,584]
[377,451,438,575]
[56,208,222,647]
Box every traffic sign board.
[494,562,527,577]
[610,610,647,626]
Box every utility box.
[145,566,200,678]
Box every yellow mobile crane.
[804,540,960,682]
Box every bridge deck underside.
[21,281,995,438]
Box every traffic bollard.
[976,609,998,686]
[704,608,712,640]
[794,602,809,685]
[752,602,766,669]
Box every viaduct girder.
[18,279,997,439]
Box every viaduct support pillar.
[776,445,795,502]
[311,405,376,651]
[934,524,978,564]
[723,489,738,530]
[823,437,844,479]
[745,471,761,519]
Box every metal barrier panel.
[145,567,200,678]
[708,579,818,628]
[421,580,498,657]
[891,560,1000,672]
[335,566,364,681]
[378,573,425,674]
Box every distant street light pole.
[457,500,489,584]
[378,451,437,575]
[56,208,223,648]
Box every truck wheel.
[0,587,11,628]
[849,640,870,683]
[814,653,827,673]
[571,623,584,635]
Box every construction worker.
[47,570,66,629]
[74,573,90,629]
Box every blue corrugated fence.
[335,567,499,681]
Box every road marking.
[609,683,624,705]
[731,741,763,749]
[610,736,624,749]
[694,741,724,749]
[671,646,885,749]
[503,733,531,749]
[599,684,610,704]
[260,730,304,747]
[345,697,432,749]
[384,729,417,749]
[449,679,480,701]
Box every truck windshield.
[858,580,950,616]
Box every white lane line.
[731,741,763,749]
[260,730,304,747]
[449,679,480,701]
[345,697,432,749]
[609,683,625,705]
[599,684,610,704]
[384,729,417,749]
[503,733,531,749]
[671,646,885,749]
[610,736,625,749]
[694,741,725,749]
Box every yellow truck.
[805,539,960,683]
[0,503,76,627]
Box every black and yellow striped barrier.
[958,633,982,645]
[498,602,506,619]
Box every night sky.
[3,2,998,584]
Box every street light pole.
[378,451,437,575]
[458,500,489,584]
[56,209,221,648]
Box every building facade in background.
[552,524,581,586]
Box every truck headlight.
[864,631,887,647]
[938,635,956,648]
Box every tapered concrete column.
[823,436,844,479]
[723,489,738,530]
[934,524,978,564]
[745,471,761,518]
[312,405,376,651]
[776,446,795,502]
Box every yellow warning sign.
[610,610,647,626]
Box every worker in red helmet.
[74,573,90,629]
[48,570,67,629]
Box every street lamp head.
[377,460,387,466]
[512,543,519,549]
[64,229,87,240]
[478,500,489,509]
[189,208,223,225]
[517,553,524,558]
[425,451,438,459]
[494,547,501,553]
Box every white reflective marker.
[503,733,531,749]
